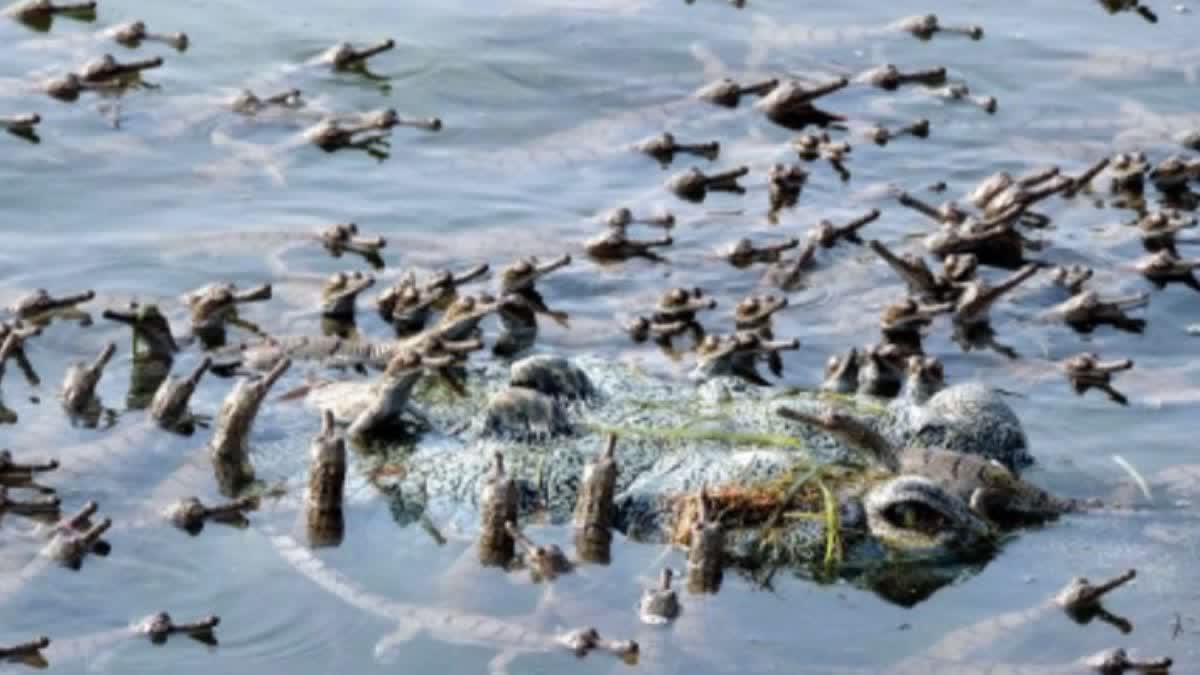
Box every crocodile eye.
[883,500,949,536]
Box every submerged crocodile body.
[308,350,1041,571]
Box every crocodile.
[0,501,108,606]
[375,263,489,332]
[106,20,188,51]
[719,236,800,268]
[0,327,39,424]
[204,106,441,180]
[766,163,808,212]
[184,282,272,349]
[755,78,848,130]
[3,0,95,31]
[209,358,291,496]
[633,132,719,167]
[854,64,946,91]
[0,485,60,518]
[160,495,256,535]
[320,271,375,321]
[1135,250,1200,291]
[638,568,680,625]
[319,222,387,269]
[585,214,674,263]
[1,113,40,143]
[1133,210,1198,256]
[29,612,219,668]
[59,342,116,428]
[881,568,1172,675]
[666,165,749,202]
[1063,353,1135,406]
[304,348,1040,568]
[0,636,50,668]
[865,118,930,146]
[75,53,164,84]
[0,449,59,492]
[210,296,500,374]
[316,39,395,71]
[6,288,94,326]
[39,501,113,570]
[1039,289,1149,334]
[775,406,1074,522]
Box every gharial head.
[821,348,859,394]
[904,354,945,403]
[499,255,571,294]
[102,303,178,358]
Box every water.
[3,0,1200,672]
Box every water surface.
[3,0,1200,672]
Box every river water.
[2,0,1200,672]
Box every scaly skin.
[666,165,749,202]
[855,64,946,91]
[638,568,680,625]
[694,77,777,108]
[767,163,808,211]
[755,78,849,130]
[306,410,346,546]
[318,39,396,70]
[33,613,219,666]
[310,352,1032,571]
[4,0,95,31]
[1063,353,1135,406]
[0,449,58,491]
[185,282,272,348]
[8,288,94,325]
[209,359,291,495]
[320,271,375,320]
[76,54,163,84]
[107,20,189,50]
[163,495,255,535]
[59,342,116,427]
[231,88,305,115]
[720,237,800,268]
[0,485,60,517]
[866,118,930,146]
[776,407,1074,524]
[1040,290,1148,334]
[633,132,719,166]
[0,326,39,423]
